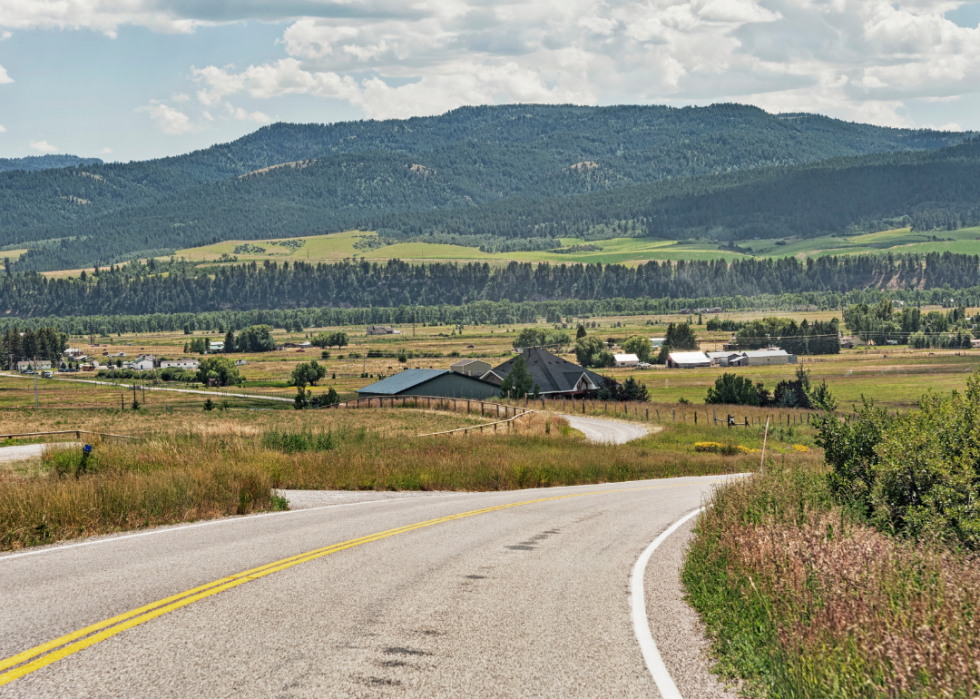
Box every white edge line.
[630,506,705,699]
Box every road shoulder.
[644,516,739,698]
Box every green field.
[173,227,980,269]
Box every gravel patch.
[0,443,80,463]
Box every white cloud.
[225,103,272,123]
[29,140,58,153]
[0,65,12,84]
[99,146,113,154]
[0,124,6,132]
[6,0,980,127]
[139,103,195,134]
[0,31,12,40]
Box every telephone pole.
[33,355,38,409]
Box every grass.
[169,226,980,270]
[684,460,980,697]
[0,407,816,550]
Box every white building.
[707,351,748,367]
[666,351,711,369]
[208,341,225,352]
[613,353,640,368]
[650,337,666,348]
[63,348,85,358]
[17,359,52,372]
[741,349,796,366]
[130,359,155,371]
[160,359,200,371]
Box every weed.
[262,426,334,453]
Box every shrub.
[262,427,334,453]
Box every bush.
[262,427,334,453]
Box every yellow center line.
[0,480,723,687]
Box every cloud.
[0,65,12,84]
[29,140,58,153]
[172,92,190,102]
[139,103,195,134]
[0,124,6,133]
[7,0,980,127]
[0,31,12,40]
[225,103,272,123]
[99,146,113,154]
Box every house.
[613,353,640,368]
[160,359,200,371]
[741,349,796,366]
[840,336,857,349]
[284,341,312,349]
[63,348,85,358]
[17,359,53,372]
[208,341,224,352]
[356,369,499,400]
[666,351,711,368]
[132,359,155,371]
[235,359,247,366]
[366,325,402,336]
[485,347,605,396]
[450,359,492,377]
[649,337,666,348]
[707,351,747,367]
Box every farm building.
[160,359,200,370]
[366,325,402,336]
[208,341,224,352]
[450,359,492,377]
[356,369,499,400]
[16,360,53,372]
[649,337,665,348]
[485,347,605,396]
[706,351,748,367]
[741,349,796,365]
[613,353,640,368]
[666,351,711,369]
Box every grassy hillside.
[172,226,980,268]
[1,104,972,272]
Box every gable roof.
[355,369,448,395]
[491,347,606,394]
[667,351,711,364]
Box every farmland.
[166,226,980,272]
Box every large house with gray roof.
[484,347,606,397]
[355,369,500,400]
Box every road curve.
[561,414,652,444]
[0,477,732,698]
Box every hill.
[0,154,104,173]
[0,103,972,271]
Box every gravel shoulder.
[645,513,739,698]
[0,443,78,464]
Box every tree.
[196,356,240,386]
[621,335,654,363]
[705,374,763,406]
[224,329,236,353]
[513,327,547,349]
[294,385,311,410]
[313,331,348,349]
[236,325,277,352]
[291,360,327,387]
[575,336,608,367]
[664,323,697,351]
[576,324,587,340]
[500,356,534,398]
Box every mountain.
[0,154,104,173]
[0,103,973,271]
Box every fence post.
[694,412,697,424]
[672,409,675,421]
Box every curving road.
[561,414,653,444]
[0,477,734,698]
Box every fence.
[0,430,135,441]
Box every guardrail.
[0,430,135,441]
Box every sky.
[1,0,980,162]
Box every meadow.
[166,226,980,271]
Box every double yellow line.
[0,481,714,687]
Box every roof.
[613,353,639,362]
[668,351,711,364]
[356,369,448,395]
[450,358,487,367]
[706,351,741,358]
[491,347,605,394]
[741,349,790,358]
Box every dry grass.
[685,461,980,698]
[0,408,807,551]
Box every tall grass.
[0,412,820,550]
[684,461,980,698]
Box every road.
[0,477,735,698]
[0,444,78,463]
[561,414,653,444]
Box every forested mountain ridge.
[1,103,971,271]
[0,155,103,173]
[1,251,976,318]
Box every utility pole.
[33,355,38,409]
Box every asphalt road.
[0,476,733,698]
